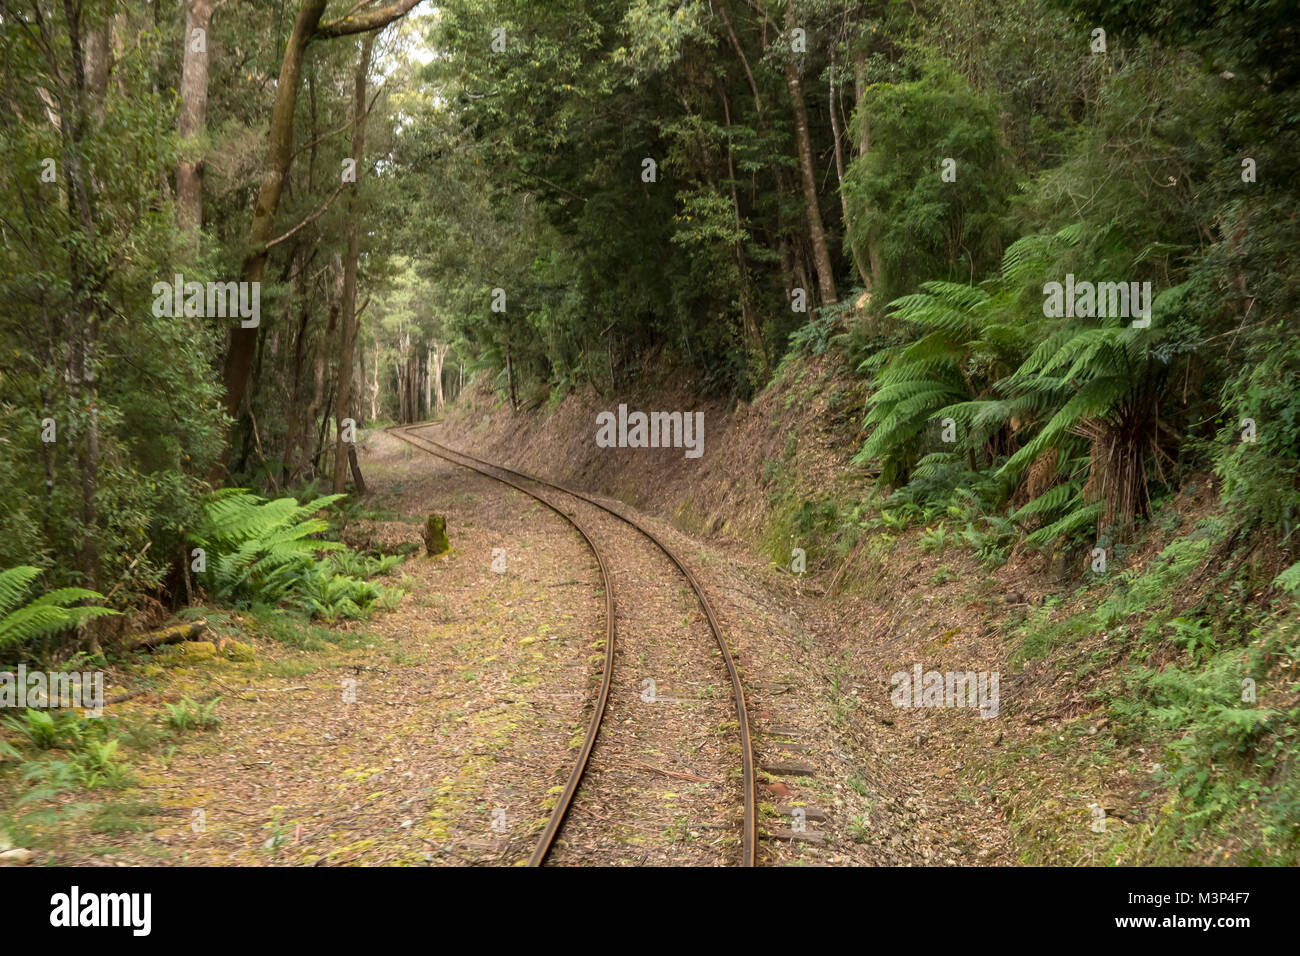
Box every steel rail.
[387,426,615,867]
[389,423,757,867]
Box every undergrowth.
[1004,518,1300,863]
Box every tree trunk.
[177,0,217,247]
[60,5,113,650]
[784,4,837,310]
[347,443,367,495]
[424,345,433,416]
[432,344,449,414]
[314,378,334,474]
[830,46,870,294]
[394,360,401,424]
[414,351,423,420]
[718,83,769,374]
[370,340,380,421]
[302,258,341,479]
[395,327,412,423]
[285,275,311,486]
[217,0,329,451]
[332,34,375,494]
[853,52,882,294]
[356,335,367,427]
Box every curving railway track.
[388,423,757,866]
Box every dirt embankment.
[439,354,864,550]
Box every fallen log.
[124,619,208,653]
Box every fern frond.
[1025,500,1102,546]
[1010,483,1078,523]
[1274,561,1300,594]
[0,567,42,618]
[1054,222,1084,246]
[1000,234,1052,285]
[28,587,107,609]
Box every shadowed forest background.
[1,0,1298,864]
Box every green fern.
[1025,501,1103,547]
[327,550,402,579]
[858,219,1180,545]
[1010,481,1077,523]
[1274,561,1300,594]
[855,229,1082,484]
[0,566,118,652]
[191,491,346,606]
[1000,223,1081,286]
[295,565,382,622]
[2,708,63,749]
[165,696,222,732]
[857,273,1032,485]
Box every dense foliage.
[0,0,1296,863]
[398,0,1298,554]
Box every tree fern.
[857,275,1030,485]
[995,288,1180,539]
[859,219,1177,544]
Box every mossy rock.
[423,514,450,556]
[220,640,256,662]
[181,641,218,661]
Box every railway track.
[387,423,757,866]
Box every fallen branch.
[123,619,208,653]
[104,688,148,706]
[47,687,147,710]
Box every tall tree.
[332,32,376,494]
[783,1,837,309]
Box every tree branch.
[315,0,423,38]
[261,179,346,251]
[289,88,383,161]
